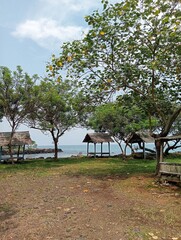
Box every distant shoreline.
[2,148,63,155]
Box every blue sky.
[0,0,117,146]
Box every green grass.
[164,154,181,163]
[0,157,157,177]
[0,154,180,178]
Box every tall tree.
[88,98,158,155]
[48,0,181,172]
[0,66,37,158]
[27,79,78,159]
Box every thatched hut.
[83,132,114,157]
[126,132,155,159]
[0,131,33,162]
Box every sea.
[24,143,158,159]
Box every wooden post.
[22,145,25,159]
[131,143,133,154]
[108,142,110,157]
[17,145,20,158]
[0,146,2,161]
[125,144,127,156]
[94,143,96,158]
[160,141,164,163]
[87,143,89,157]
[143,142,146,159]
[101,142,103,157]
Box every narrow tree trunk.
[112,137,124,155]
[50,129,59,160]
[155,139,161,175]
[117,142,124,155]
[126,143,135,154]
[54,139,58,160]
[9,130,15,164]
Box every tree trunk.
[152,107,181,175]
[117,141,124,155]
[9,129,16,164]
[54,139,58,160]
[112,137,124,155]
[126,142,135,154]
[155,139,162,175]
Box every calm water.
[24,143,157,159]
[2,142,180,160]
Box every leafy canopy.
[0,66,38,131]
[27,79,79,159]
[48,0,181,137]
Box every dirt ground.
[0,172,181,240]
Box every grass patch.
[164,154,181,163]
[0,154,180,177]
[0,157,157,177]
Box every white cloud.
[12,18,88,49]
[11,0,118,50]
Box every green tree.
[0,66,37,159]
[27,79,78,159]
[48,0,181,172]
[88,98,157,155]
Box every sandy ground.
[0,172,181,240]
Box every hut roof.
[155,135,181,141]
[126,132,154,144]
[0,131,33,147]
[83,133,114,143]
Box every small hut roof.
[155,135,181,141]
[83,133,114,143]
[0,131,33,147]
[126,132,154,144]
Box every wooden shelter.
[0,131,33,162]
[156,135,181,183]
[126,132,155,159]
[83,132,114,157]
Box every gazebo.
[0,131,33,162]
[83,132,114,157]
[126,132,155,159]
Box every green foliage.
[170,114,181,135]
[48,0,181,138]
[88,101,148,134]
[0,66,38,158]
[28,79,77,130]
[0,66,38,131]
[27,79,79,159]
[88,97,158,154]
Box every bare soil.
[0,172,181,240]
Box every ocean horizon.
[25,143,157,159]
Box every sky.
[0,0,118,146]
